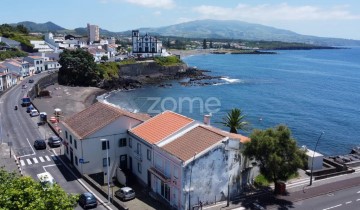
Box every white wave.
[220,76,242,83]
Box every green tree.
[220,108,249,134]
[203,39,207,49]
[243,125,307,192]
[101,55,108,61]
[0,167,79,209]
[16,24,29,34]
[58,49,103,86]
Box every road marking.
[45,155,51,161]
[356,199,360,202]
[345,201,352,204]
[25,138,35,155]
[20,160,25,166]
[39,156,45,162]
[357,191,360,194]
[32,157,38,164]
[26,159,32,165]
[323,204,342,210]
[52,150,113,210]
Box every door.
[120,155,127,170]
[129,156,132,172]
[147,170,151,187]
[70,148,74,165]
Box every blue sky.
[1,0,360,39]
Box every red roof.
[130,111,194,144]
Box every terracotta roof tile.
[203,126,251,143]
[62,102,150,139]
[130,111,194,144]
[161,126,226,162]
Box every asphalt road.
[293,186,360,210]
[0,73,111,210]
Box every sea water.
[102,47,360,156]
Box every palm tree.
[220,108,249,134]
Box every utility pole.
[309,132,324,186]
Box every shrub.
[154,56,183,66]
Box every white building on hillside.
[87,23,100,43]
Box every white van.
[37,172,55,188]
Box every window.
[36,61,39,64]
[65,131,68,139]
[102,140,109,150]
[103,157,110,167]
[70,135,72,144]
[119,138,126,147]
[75,156,78,166]
[136,143,141,155]
[173,166,179,179]
[147,149,151,161]
[129,138,132,148]
[138,162,142,173]
[66,145,69,154]
[74,139,77,149]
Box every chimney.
[203,113,212,125]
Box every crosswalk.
[20,155,58,166]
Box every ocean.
[100,47,360,156]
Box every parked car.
[34,139,46,150]
[115,187,135,201]
[48,136,61,147]
[26,105,34,113]
[28,79,34,83]
[37,172,56,189]
[30,109,39,117]
[78,192,97,209]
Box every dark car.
[28,79,34,83]
[48,136,61,147]
[78,192,97,209]
[34,139,46,150]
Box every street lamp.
[101,138,110,202]
[189,152,197,210]
[309,131,324,186]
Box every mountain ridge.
[11,19,360,46]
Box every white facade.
[30,40,54,52]
[306,149,324,170]
[132,30,163,57]
[61,116,143,183]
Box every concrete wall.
[118,62,188,77]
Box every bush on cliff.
[98,62,119,80]
[154,56,183,66]
[58,49,103,86]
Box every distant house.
[0,64,12,91]
[2,59,30,78]
[87,47,109,62]
[60,102,150,184]
[23,56,45,73]
[0,37,21,49]
[30,40,54,52]
[131,30,163,57]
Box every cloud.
[193,3,360,22]
[153,11,161,16]
[125,0,175,9]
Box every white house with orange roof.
[23,56,45,73]
[60,101,150,184]
[0,64,12,91]
[128,111,255,210]
[128,111,196,186]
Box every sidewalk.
[0,143,20,174]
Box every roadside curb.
[13,154,23,176]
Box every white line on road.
[45,155,51,161]
[345,201,352,204]
[20,160,25,166]
[26,159,32,165]
[39,156,45,162]
[25,138,35,155]
[32,157,38,164]
[52,150,113,210]
[356,198,360,202]
[357,191,360,194]
[323,204,342,210]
